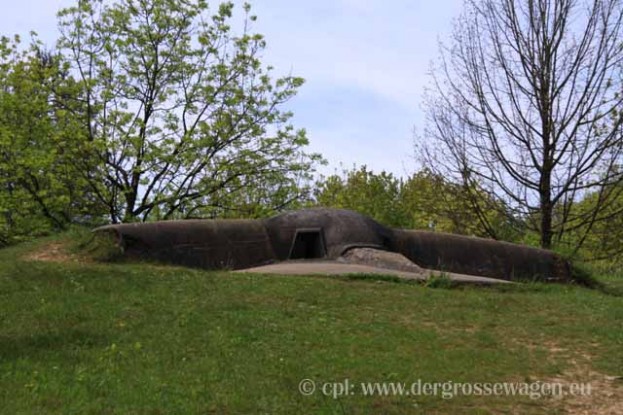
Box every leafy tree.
[57,0,322,223]
[314,166,408,227]
[166,167,315,219]
[420,0,623,249]
[0,35,99,244]
[313,166,517,239]
[560,180,623,263]
[399,169,518,239]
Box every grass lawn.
[0,234,621,414]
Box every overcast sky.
[1,0,463,178]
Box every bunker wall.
[96,220,275,270]
[392,230,571,282]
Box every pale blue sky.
[1,0,463,177]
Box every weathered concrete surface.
[339,247,424,274]
[264,208,394,259]
[96,219,276,270]
[393,230,571,283]
[94,208,572,283]
[236,260,511,285]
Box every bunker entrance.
[289,228,326,259]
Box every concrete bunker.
[264,208,394,260]
[94,207,573,283]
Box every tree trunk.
[540,171,553,249]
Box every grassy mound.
[1,233,622,414]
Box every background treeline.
[314,166,623,267]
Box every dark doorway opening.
[289,228,326,259]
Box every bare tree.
[419,0,623,249]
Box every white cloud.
[251,0,461,110]
[245,0,463,175]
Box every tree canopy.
[313,165,515,239]
[56,0,322,223]
[0,0,323,244]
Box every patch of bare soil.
[549,368,622,415]
[523,341,623,415]
[24,241,82,263]
[546,354,623,415]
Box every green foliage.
[424,272,456,289]
[400,169,518,239]
[555,181,623,265]
[567,262,601,289]
[68,226,124,262]
[0,35,104,245]
[313,165,407,227]
[314,165,519,239]
[56,0,323,223]
[0,0,323,241]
